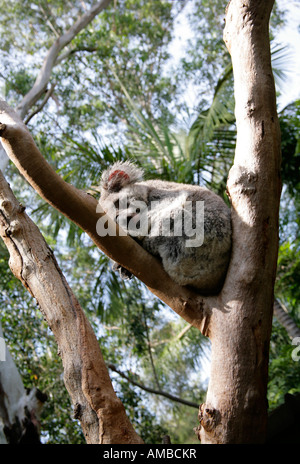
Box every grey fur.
[99,161,232,294]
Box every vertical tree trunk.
[199,0,281,443]
[0,171,143,444]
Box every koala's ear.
[107,169,130,192]
[101,162,144,193]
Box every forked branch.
[0,0,113,171]
[17,0,113,120]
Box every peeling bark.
[0,172,143,444]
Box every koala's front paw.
[0,123,7,135]
[111,261,133,280]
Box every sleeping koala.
[98,161,231,294]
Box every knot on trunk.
[227,165,257,200]
[197,403,221,434]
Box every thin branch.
[175,323,193,341]
[39,4,61,38]
[273,298,300,339]
[55,46,99,66]
[108,364,199,409]
[142,307,161,391]
[150,323,193,347]
[24,82,56,125]
[0,0,113,172]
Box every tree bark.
[0,171,143,444]
[197,0,281,443]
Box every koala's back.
[138,180,232,294]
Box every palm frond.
[271,43,292,89]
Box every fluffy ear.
[101,161,144,193]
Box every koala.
[98,161,232,295]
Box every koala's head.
[100,162,148,236]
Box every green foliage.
[268,322,300,410]
[116,381,168,444]
[276,242,300,305]
[0,0,87,53]
[268,99,300,412]
[5,68,36,100]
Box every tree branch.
[273,298,300,339]
[24,82,56,125]
[0,0,113,172]
[54,46,99,66]
[108,364,199,409]
[0,101,214,335]
[142,307,161,391]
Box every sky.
[275,0,300,109]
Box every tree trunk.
[0,171,143,444]
[198,0,281,443]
